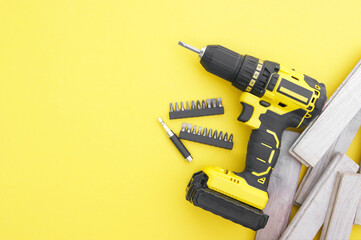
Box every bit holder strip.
[169,98,224,119]
[179,123,233,150]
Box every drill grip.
[237,127,283,191]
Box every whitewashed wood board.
[279,153,359,240]
[355,162,361,225]
[320,172,361,240]
[294,110,361,205]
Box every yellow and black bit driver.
[179,41,327,230]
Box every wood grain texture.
[289,60,361,167]
[322,172,342,235]
[320,173,361,240]
[294,110,361,206]
[355,201,361,225]
[279,153,359,240]
[255,131,300,240]
[355,162,361,225]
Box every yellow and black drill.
[179,42,327,230]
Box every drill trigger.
[238,102,254,122]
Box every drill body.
[181,43,327,230]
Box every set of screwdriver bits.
[169,98,224,119]
[179,123,233,150]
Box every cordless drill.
[179,42,327,230]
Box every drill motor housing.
[201,45,325,127]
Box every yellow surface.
[0,0,360,239]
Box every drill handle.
[237,116,286,192]
[236,92,307,191]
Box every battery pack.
[186,171,269,230]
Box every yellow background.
[1,0,360,239]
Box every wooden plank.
[355,201,361,225]
[288,60,361,166]
[355,163,361,225]
[289,60,361,167]
[279,153,359,240]
[293,167,311,206]
[322,172,343,235]
[320,172,361,240]
[294,110,361,206]
[255,131,301,240]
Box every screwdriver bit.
[207,99,212,108]
[170,103,174,112]
[224,133,228,141]
[191,101,195,109]
[202,128,207,136]
[178,41,201,54]
[181,123,187,132]
[197,100,201,109]
[192,125,197,134]
[218,98,223,107]
[212,98,217,108]
[187,124,192,133]
[218,131,223,140]
[213,130,218,139]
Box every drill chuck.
[179,42,280,97]
[200,45,245,83]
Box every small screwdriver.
[158,117,193,162]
